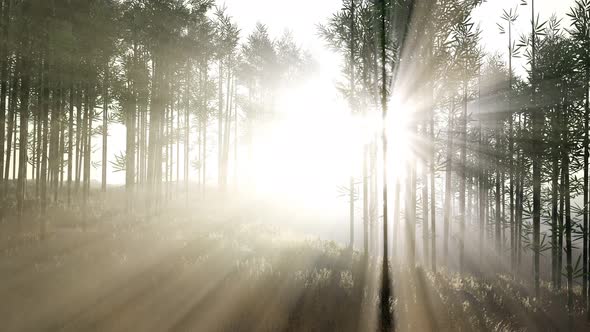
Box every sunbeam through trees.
[1,0,590,331]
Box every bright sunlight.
[2,1,589,332]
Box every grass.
[0,196,589,331]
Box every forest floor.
[0,195,589,332]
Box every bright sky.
[473,0,574,76]
[220,0,341,54]
[220,0,574,74]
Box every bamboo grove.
[2,0,590,327]
[0,1,310,224]
[320,0,590,321]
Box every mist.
[1,0,590,331]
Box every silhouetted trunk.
[379,0,392,329]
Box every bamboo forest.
[3,0,590,331]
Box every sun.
[243,83,415,206]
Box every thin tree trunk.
[495,118,502,257]
[59,86,65,190]
[508,20,516,273]
[233,77,238,191]
[564,116,573,315]
[217,60,223,188]
[75,84,82,192]
[422,123,429,267]
[379,0,392,328]
[0,0,10,191]
[531,0,542,298]
[459,83,467,273]
[444,98,454,264]
[35,67,43,198]
[102,60,109,192]
[222,70,233,191]
[407,148,417,265]
[40,59,49,210]
[81,83,90,227]
[4,56,18,194]
[67,83,73,206]
[55,82,63,201]
[350,175,355,250]
[586,62,590,320]
[552,110,560,287]
[202,104,207,195]
[17,57,30,220]
[583,61,590,312]
[558,151,565,289]
[176,95,180,191]
[363,144,369,256]
[12,111,17,182]
[32,110,36,186]
[349,0,356,252]
[430,104,436,271]
[184,65,190,202]
[126,78,137,207]
[479,121,485,263]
